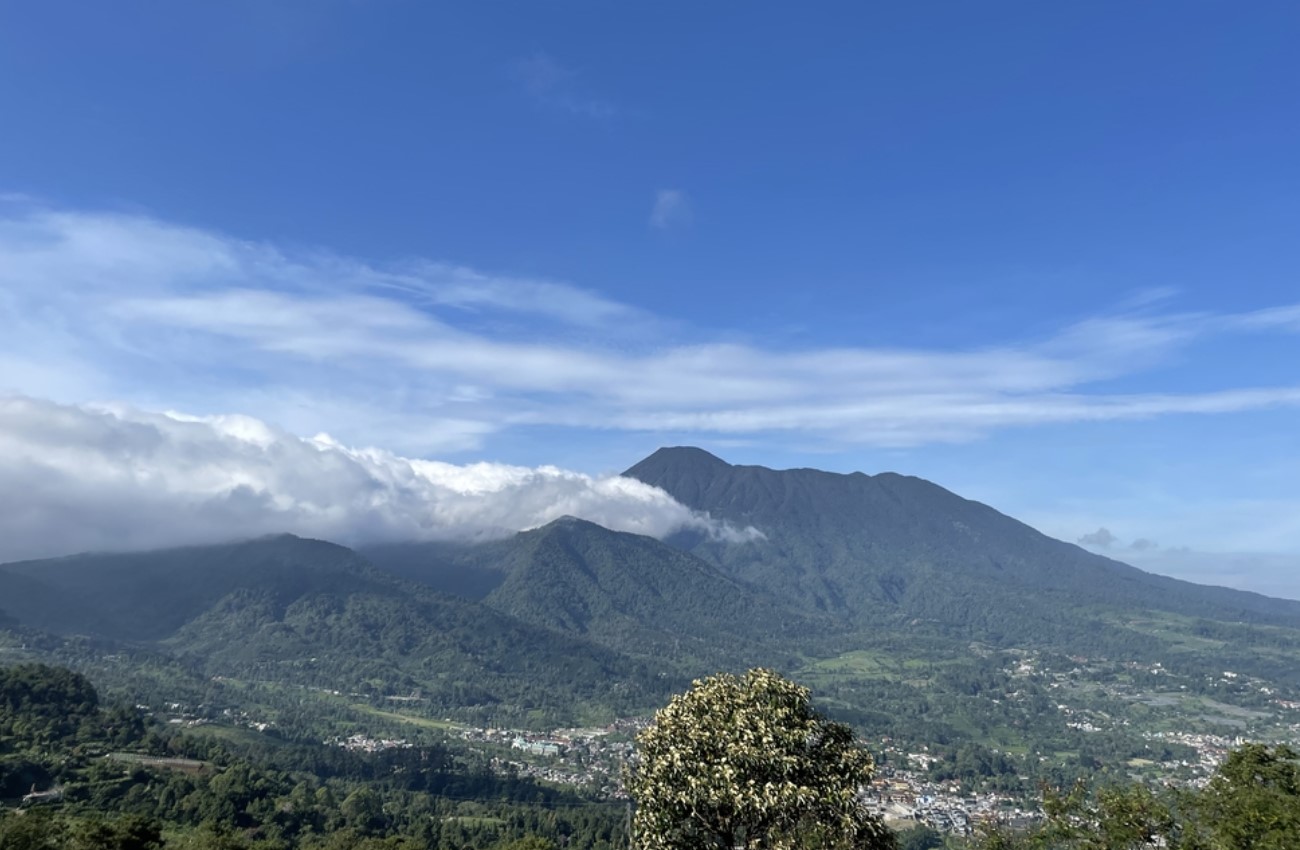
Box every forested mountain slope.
[7,447,1300,718]
[370,517,834,667]
[0,536,677,724]
[624,447,1300,647]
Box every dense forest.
[0,664,627,850]
[4,663,1298,849]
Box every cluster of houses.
[456,722,640,797]
[861,755,1039,836]
[326,733,413,753]
[1142,730,1244,786]
[19,785,64,807]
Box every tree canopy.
[976,743,1300,850]
[628,668,894,850]
[1199,743,1300,850]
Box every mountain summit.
[624,447,1300,653]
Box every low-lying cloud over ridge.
[0,397,760,564]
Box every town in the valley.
[141,648,1300,839]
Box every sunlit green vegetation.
[0,664,628,850]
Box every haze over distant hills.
[5,446,1300,726]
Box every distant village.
[130,650,1300,840]
[455,718,648,798]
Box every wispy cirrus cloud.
[2,201,1300,457]
[650,189,691,229]
[385,262,640,326]
[1228,302,1300,331]
[513,51,618,119]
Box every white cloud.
[4,201,1300,579]
[1077,527,1117,548]
[650,189,690,229]
[0,397,760,563]
[2,202,1300,455]
[394,262,639,326]
[1230,303,1300,331]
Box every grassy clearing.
[1101,611,1226,651]
[798,647,963,685]
[1110,608,1300,662]
[807,649,896,677]
[350,704,466,731]
[443,816,507,828]
[185,724,292,749]
[106,753,212,775]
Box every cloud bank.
[0,397,760,564]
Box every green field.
[350,704,467,731]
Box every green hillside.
[0,536,677,726]
[625,447,1300,675]
[486,517,831,665]
[369,517,834,669]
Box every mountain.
[625,447,1300,656]
[7,446,1300,725]
[367,516,833,667]
[0,535,394,642]
[0,535,676,724]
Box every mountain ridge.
[623,446,1300,637]
[366,516,831,668]
[7,445,1300,717]
[0,534,680,725]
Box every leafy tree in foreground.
[628,668,895,850]
[973,743,1300,850]
[895,825,943,850]
[1198,743,1300,850]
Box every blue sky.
[1,2,1299,595]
